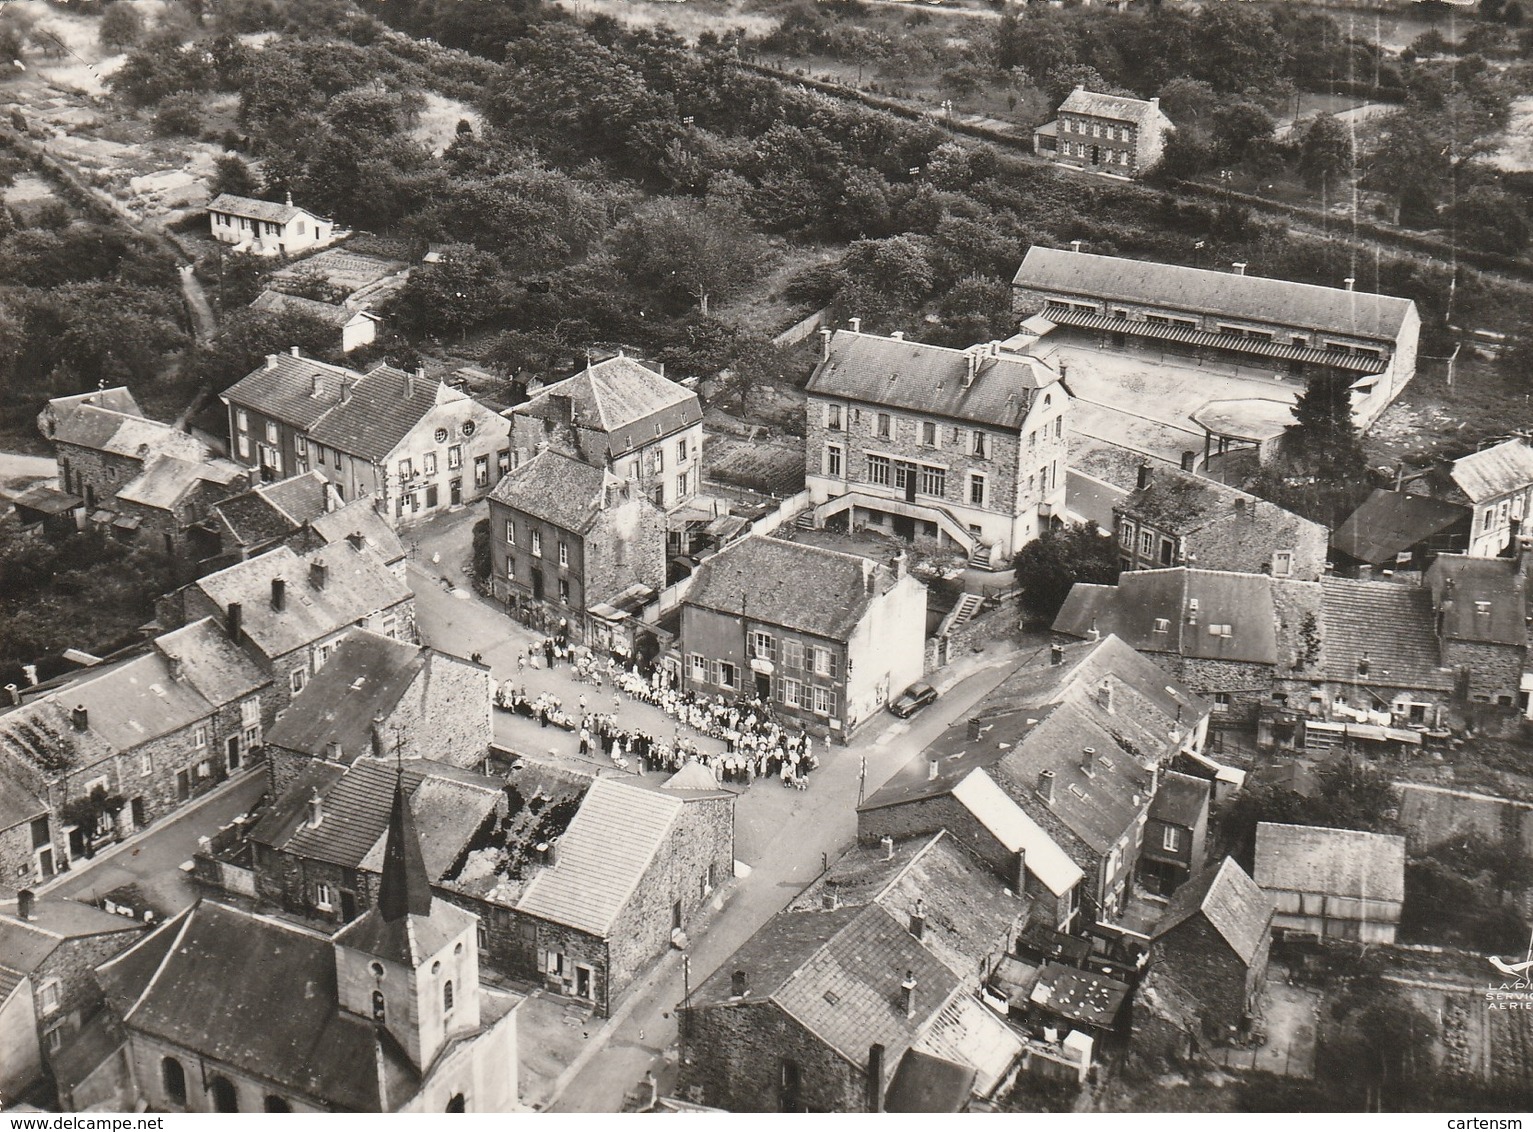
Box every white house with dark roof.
[250,289,379,353]
[206,192,335,257]
[509,355,704,512]
[679,536,927,739]
[1254,822,1405,943]
[1442,438,1533,557]
[1034,86,1174,175]
[805,328,1069,568]
[221,350,509,524]
[1012,246,1420,428]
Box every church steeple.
[378,772,433,921]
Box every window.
[264,1096,292,1113]
[677,472,689,498]
[865,454,890,486]
[1028,431,1036,450]
[498,450,511,475]
[1484,508,1495,532]
[558,579,570,603]
[558,541,569,567]
[782,639,804,670]
[194,725,208,748]
[531,531,542,557]
[718,661,737,690]
[921,421,938,447]
[424,452,437,475]
[316,883,334,910]
[505,520,516,545]
[781,677,804,708]
[38,978,59,1015]
[372,990,386,1023]
[1162,826,1181,852]
[655,447,664,473]
[812,686,836,716]
[1273,550,1293,577]
[398,457,414,479]
[290,668,306,695]
[750,631,775,660]
[894,461,912,493]
[810,646,837,678]
[678,437,689,462]
[162,1057,187,1107]
[690,654,708,683]
[1139,530,1154,557]
[238,435,251,459]
[1055,417,1063,439]
[876,413,891,439]
[462,420,476,437]
[265,421,278,445]
[968,473,985,506]
[236,410,249,433]
[241,697,260,727]
[971,431,987,458]
[1213,691,1231,713]
[444,980,455,1012]
[1159,538,1174,567]
[826,404,842,431]
[1153,618,1170,633]
[825,444,843,478]
[920,465,945,497]
[474,455,490,488]
[448,445,462,470]
[45,1023,64,1053]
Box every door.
[755,672,771,701]
[1091,145,1100,165]
[531,570,544,601]
[131,797,146,830]
[893,514,915,540]
[575,965,592,1000]
[450,478,462,506]
[176,769,191,802]
[226,735,242,772]
[36,846,54,880]
[425,484,439,509]
[672,900,683,930]
[340,890,358,921]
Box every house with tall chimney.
[803,327,1069,569]
[1033,87,1174,175]
[72,777,523,1111]
[220,350,509,525]
[679,537,927,741]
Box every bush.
[153,91,203,137]
[471,518,492,581]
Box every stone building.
[1033,87,1174,175]
[110,455,248,562]
[1012,247,1420,430]
[0,763,51,893]
[486,448,668,645]
[221,351,510,524]
[262,630,493,797]
[803,328,1069,568]
[1424,553,1529,710]
[1138,770,1210,896]
[1115,463,1327,581]
[680,537,927,741]
[508,354,704,514]
[209,473,407,574]
[859,636,1209,930]
[0,895,144,1098]
[1254,823,1405,944]
[84,778,522,1111]
[1147,857,1273,1041]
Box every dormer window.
[971,431,987,458]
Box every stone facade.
[24,928,144,1073]
[1115,487,1328,581]
[681,999,865,1113]
[1443,639,1524,707]
[1152,914,1269,1038]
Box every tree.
[153,91,203,137]
[1012,522,1120,622]
[613,196,772,317]
[1211,100,1274,164]
[385,244,504,340]
[99,3,145,52]
[1297,113,1354,191]
[1215,756,1398,868]
[1286,370,1367,479]
[210,154,259,199]
[1452,184,1532,253]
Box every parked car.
[889,681,938,718]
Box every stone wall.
[680,999,863,1113]
[389,653,493,770]
[585,494,668,609]
[53,442,145,512]
[37,930,143,1058]
[1443,640,1524,706]
[1152,914,1267,1037]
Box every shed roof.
[1149,770,1209,830]
[884,1049,975,1113]
[0,900,142,974]
[116,455,244,512]
[1331,489,1471,566]
[1253,822,1406,903]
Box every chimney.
[339,377,352,403]
[819,327,832,362]
[1180,450,1196,472]
[271,577,286,611]
[265,354,278,370]
[405,370,415,399]
[310,559,328,590]
[880,835,894,861]
[1082,746,1097,777]
[4,684,18,707]
[1037,768,1055,803]
[22,664,37,687]
[347,531,365,552]
[656,362,665,379]
[1357,564,1371,580]
[545,839,558,866]
[1358,653,1370,678]
[326,739,342,761]
[371,716,386,760]
[16,889,34,921]
[963,350,978,389]
[849,317,862,333]
[166,653,184,682]
[290,345,301,357]
[891,551,908,579]
[822,883,840,911]
[1231,262,1246,276]
[1050,643,1064,666]
[1097,680,1113,713]
[866,1044,885,1114]
[1137,461,1151,491]
[285,190,293,207]
[71,704,88,732]
[927,757,940,781]
[1344,277,1356,291]
[900,970,918,1018]
[1015,848,1028,894]
[730,970,749,998]
[312,372,323,398]
[1150,96,1160,110]
[227,601,243,642]
[1070,240,1083,253]
[863,559,875,595]
[909,899,926,940]
[891,330,904,340]
[307,788,323,828]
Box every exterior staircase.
[968,542,996,570]
[939,592,984,636]
[795,509,816,530]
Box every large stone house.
[82,780,522,1112]
[804,328,1069,569]
[1254,822,1405,944]
[206,193,335,257]
[858,635,1210,929]
[1012,247,1420,429]
[508,355,704,515]
[1115,463,1327,581]
[1033,87,1174,175]
[486,448,668,648]
[679,537,927,740]
[221,352,510,525]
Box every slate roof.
[0,900,142,974]
[213,471,330,550]
[1014,247,1416,342]
[1426,554,1528,647]
[948,770,1083,895]
[516,777,689,937]
[98,900,422,1110]
[884,1049,975,1113]
[0,964,23,1007]
[690,903,962,1070]
[1150,771,1209,830]
[487,448,615,536]
[50,404,206,463]
[1331,489,1471,566]
[222,353,359,431]
[1254,822,1406,903]
[265,631,427,758]
[806,331,1060,430]
[1154,857,1272,966]
[305,497,407,565]
[206,193,307,224]
[0,756,47,832]
[251,289,373,328]
[1057,87,1169,128]
[153,617,270,706]
[116,455,244,511]
[685,536,898,641]
[1119,465,1312,537]
[308,368,486,462]
[1450,439,1533,503]
[519,356,701,459]
[44,387,142,421]
[1318,577,1453,691]
[190,542,411,661]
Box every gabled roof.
[98,900,422,1110]
[910,992,1024,1098]
[213,471,330,549]
[50,403,206,464]
[1254,822,1406,903]
[266,631,427,758]
[0,900,142,974]
[251,289,374,328]
[1154,857,1272,966]
[806,331,1060,430]
[206,193,310,224]
[1426,554,1528,647]
[1119,464,1317,539]
[519,356,701,459]
[221,353,358,431]
[1331,489,1471,566]
[1318,577,1454,691]
[304,497,406,565]
[153,617,270,706]
[1149,770,1209,830]
[487,448,625,536]
[949,770,1083,895]
[44,387,142,421]
[116,454,244,512]
[1058,87,1170,129]
[1013,247,1416,343]
[0,761,47,833]
[308,368,494,463]
[685,536,902,641]
[516,777,692,937]
[1450,439,1533,503]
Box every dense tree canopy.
[1013,523,1121,622]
